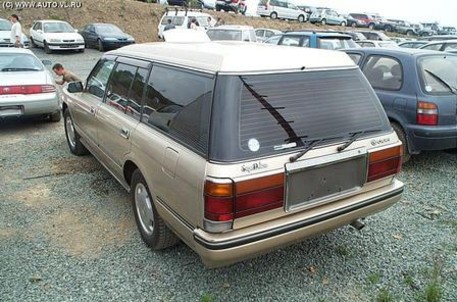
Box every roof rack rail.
[165,6,204,16]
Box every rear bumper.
[194,179,404,268]
[408,124,457,152]
[0,93,59,117]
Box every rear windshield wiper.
[289,135,342,162]
[424,69,457,95]
[337,129,382,152]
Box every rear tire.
[321,19,327,25]
[270,12,278,20]
[50,111,61,122]
[368,23,375,29]
[391,122,411,163]
[340,21,346,27]
[384,25,392,32]
[131,169,179,250]
[64,109,89,156]
[298,15,305,23]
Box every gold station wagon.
[61,42,404,267]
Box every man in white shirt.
[10,14,23,48]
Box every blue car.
[276,31,358,50]
[344,48,457,161]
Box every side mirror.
[67,82,84,93]
[42,59,52,67]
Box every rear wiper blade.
[424,69,457,95]
[289,139,323,162]
[337,129,382,152]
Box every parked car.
[309,8,347,26]
[263,34,282,44]
[198,0,216,9]
[356,40,399,48]
[157,8,213,39]
[79,23,135,52]
[438,26,456,35]
[206,25,256,42]
[61,41,404,267]
[257,0,307,23]
[348,13,377,29]
[296,5,317,19]
[344,47,457,161]
[370,15,397,32]
[29,20,85,54]
[387,19,416,36]
[0,48,60,121]
[215,0,247,14]
[342,31,366,41]
[167,0,188,6]
[357,31,392,41]
[344,14,365,28]
[275,31,358,49]
[398,41,428,48]
[418,22,439,36]
[0,18,30,48]
[419,40,457,52]
[255,28,282,42]
[420,35,457,41]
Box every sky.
[246,0,457,27]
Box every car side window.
[142,65,214,155]
[281,36,301,46]
[362,55,403,90]
[444,43,457,51]
[347,53,362,64]
[33,22,42,30]
[86,59,115,99]
[105,63,145,121]
[422,44,442,51]
[265,30,274,38]
[256,30,265,37]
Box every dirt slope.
[4,0,343,42]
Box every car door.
[31,22,43,46]
[96,58,150,178]
[69,58,115,149]
[84,24,97,48]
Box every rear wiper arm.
[289,139,324,163]
[337,129,381,152]
[424,69,457,95]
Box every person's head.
[167,19,172,24]
[207,16,212,22]
[10,14,19,23]
[52,63,65,76]
[191,17,197,23]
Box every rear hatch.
[205,67,399,230]
[416,54,457,126]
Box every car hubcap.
[135,183,154,235]
[66,116,76,148]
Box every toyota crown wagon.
[61,42,404,267]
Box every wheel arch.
[123,160,139,187]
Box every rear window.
[318,37,357,49]
[0,20,11,31]
[0,53,43,72]
[210,68,390,161]
[418,54,457,94]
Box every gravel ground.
[0,49,456,302]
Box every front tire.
[340,21,346,27]
[321,18,327,25]
[44,41,52,54]
[298,15,305,23]
[131,170,179,250]
[270,12,278,20]
[64,109,89,156]
[391,122,411,163]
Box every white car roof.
[164,11,210,17]
[109,42,356,73]
[0,48,35,55]
[35,20,71,23]
[210,25,255,30]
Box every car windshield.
[96,24,123,34]
[210,68,390,161]
[0,20,11,31]
[418,55,457,94]
[318,37,358,49]
[0,53,43,72]
[43,22,74,33]
[207,29,242,41]
[161,16,185,26]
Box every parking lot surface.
[0,49,456,302]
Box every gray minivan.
[61,42,404,267]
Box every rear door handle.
[120,127,130,139]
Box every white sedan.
[0,48,60,122]
[29,20,85,54]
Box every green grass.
[376,288,394,302]
[404,274,416,289]
[367,272,382,285]
[424,281,442,302]
[200,293,215,302]
[335,245,350,257]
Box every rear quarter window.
[362,55,403,90]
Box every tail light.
[204,174,284,231]
[417,101,438,125]
[367,145,402,182]
[0,85,56,95]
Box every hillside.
[3,0,347,42]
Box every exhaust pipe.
[350,219,365,231]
